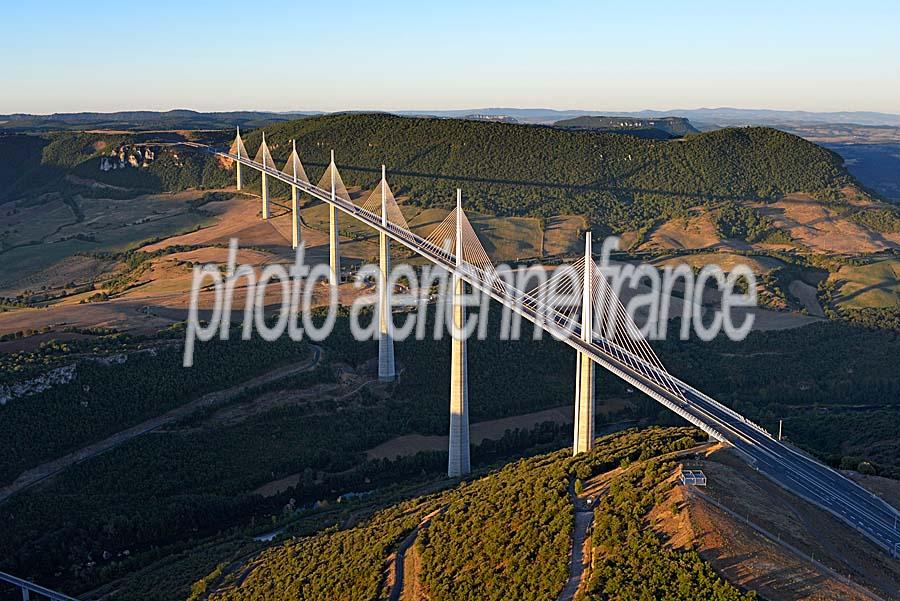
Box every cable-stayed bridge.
[177,130,900,560]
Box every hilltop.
[245,113,851,229]
[0,110,318,132]
[553,114,699,138]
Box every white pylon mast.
[381,165,387,227]
[581,232,592,343]
[455,188,462,268]
[290,139,299,249]
[260,132,269,219]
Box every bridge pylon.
[448,189,471,477]
[282,139,309,250]
[573,232,596,455]
[328,150,340,284]
[233,127,243,191]
[377,165,396,381]
[253,132,276,220]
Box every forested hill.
[246,113,851,232]
[1,112,853,234]
[553,115,700,137]
[199,428,754,601]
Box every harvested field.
[542,215,585,257]
[828,258,900,310]
[756,194,900,254]
[789,280,826,317]
[643,212,724,251]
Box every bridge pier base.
[329,205,340,284]
[378,231,396,381]
[291,185,300,249]
[236,160,242,191]
[573,350,595,455]
[448,273,470,477]
[261,172,270,220]
[573,232,595,455]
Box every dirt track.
[0,346,322,504]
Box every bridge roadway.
[193,144,900,557]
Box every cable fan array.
[228,131,249,160]
[315,160,352,203]
[282,141,309,184]
[520,259,686,400]
[359,177,409,231]
[253,134,277,170]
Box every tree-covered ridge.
[554,115,700,137]
[712,201,791,243]
[0,131,229,203]
[417,453,572,600]
[205,497,435,601]
[0,335,310,483]
[241,113,849,232]
[586,459,754,600]
[417,427,708,601]
[197,427,719,601]
[851,206,900,233]
[1,113,856,235]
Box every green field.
[829,258,900,309]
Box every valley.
[1,112,899,600]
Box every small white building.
[680,469,707,486]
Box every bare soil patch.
[683,449,900,599]
[756,194,899,254]
[643,212,724,251]
[543,215,585,257]
[847,472,900,510]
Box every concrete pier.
[261,172,270,219]
[329,150,340,284]
[291,184,299,249]
[235,127,243,190]
[448,189,470,477]
[260,132,270,219]
[378,166,396,381]
[573,232,595,455]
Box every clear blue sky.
[2,0,898,114]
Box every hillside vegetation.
[203,427,752,601]
[0,131,229,203]
[554,115,700,137]
[240,113,849,234]
[3,113,850,239]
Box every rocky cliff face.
[99,145,155,171]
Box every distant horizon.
[4,105,900,119]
